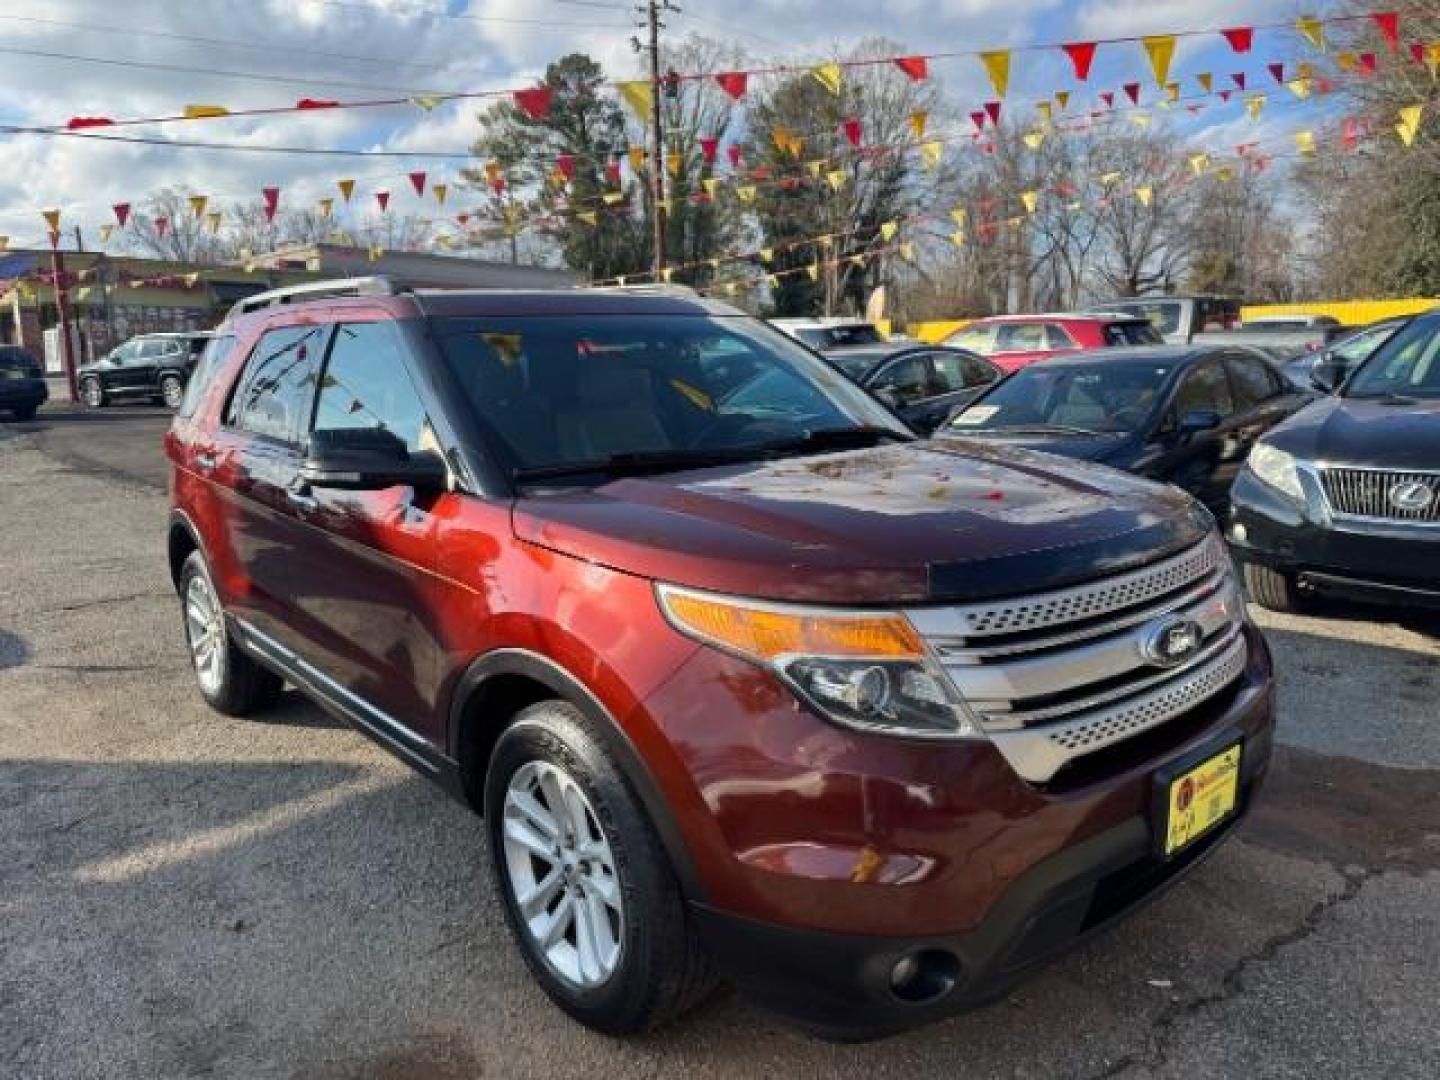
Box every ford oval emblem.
[1389,480,1435,513]
[1140,616,1204,668]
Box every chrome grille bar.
[1320,468,1440,524]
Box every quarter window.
[313,322,432,452]
[227,325,326,444]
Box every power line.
[278,0,629,29]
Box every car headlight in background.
[656,585,979,739]
[1247,443,1305,503]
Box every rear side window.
[1174,360,1236,418]
[178,335,235,419]
[1045,324,1077,349]
[1104,321,1165,346]
[995,323,1046,352]
[313,323,433,453]
[226,325,326,444]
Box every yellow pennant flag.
[1135,185,1154,207]
[811,62,843,96]
[1099,171,1122,186]
[98,224,113,244]
[338,178,355,202]
[703,177,721,196]
[368,245,384,262]
[980,50,1011,97]
[206,211,222,233]
[950,207,967,228]
[1246,93,1266,121]
[661,267,675,283]
[318,198,333,218]
[1055,89,1070,111]
[898,241,915,261]
[849,254,866,268]
[1398,121,1419,147]
[628,145,646,173]
[806,263,820,282]
[41,208,60,234]
[410,96,442,111]
[1295,130,1317,155]
[1197,72,1213,93]
[1215,166,1236,182]
[1189,153,1210,176]
[1336,52,1358,73]
[188,195,207,218]
[766,274,779,288]
[806,159,825,178]
[1296,15,1325,51]
[759,247,774,263]
[616,81,653,122]
[920,140,943,170]
[666,151,682,177]
[826,169,847,191]
[1398,105,1424,145]
[880,220,899,241]
[1142,35,1176,88]
[1020,190,1038,214]
[184,104,230,119]
[603,192,624,205]
[950,230,967,248]
[909,110,928,138]
[1286,77,1313,100]
[1036,100,1053,127]
[1425,44,1440,80]
[1130,112,1152,129]
[1024,130,1045,150]
[432,183,447,205]
[737,185,757,203]
[576,210,598,226]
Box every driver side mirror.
[301,427,448,492]
[1309,360,1345,394]
[1179,409,1223,434]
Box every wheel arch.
[166,509,206,594]
[448,648,706,900]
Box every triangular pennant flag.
[880,221,899,241]
[1063,41,1098,81]
[1100,91,1115,108]
[898,242,915,262]
[338,179,355,202]
[811,62,843,95]
[1142,36,1175,88]
[1268,62,1286,84]
[1372,12,1400,52]
[1166,82,1181,102]
[714,72,748,102]
[766,274,779,288]
[805,159,825,179]
[1197,72,1213,93]
[513,85,553,120]
[98,224,114,244]
[41,209,61,234]
[826,169,847,191]
[1246,93,1266,120]
[667,152,683,177]
[318,198,334,218]
[1398,121,1420,146]
[184,104,229,119]
[806,263,820,282]
[736,185,757,203]
[895,56,928,81]
[1123,82,1141,105]
[576,211,598,226]
[759,248,774,263]
[701,177,720,197]
[970,110,988,133]
[1036,100,1053,126]
[1222,27,1254,54]
[950,230,967,248]
[155,216,170,238]
[726,144,742,169]
[1294,130,1316,155]
[616,81,652,121]
[1337,51,1358,72]
[1286,77,1312,100]
[1024,130,1045,150]
[1426,44,1440,80]
[408,171,427,196]
[556,153,576,181]
[628,145,646,173]
[1135,186,1153,206]
[432,182,447,205]
[980,50,1011,97]
[1296,15,1326,52]
[1359,52,1378,75]
[909,110,928,138]
[950,207,967,228]
[1189,152,1210,175]
[188,195,207,218]
[1055,90,1070,110]
[984,100,1002,126]
[375,190,390,212]
[206,211,222,234]
[113,203,131,228]
[1020,191,1038,214]
[411,96,442,111]
[920,140,943,169]
[1099,171,1122,186]
[1232,72,1247,90]
[841,117,863,148]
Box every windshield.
[947,362,1175,434]
[1345,317,1440,399]
[433,314,909,479]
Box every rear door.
[1155,359,1239,509]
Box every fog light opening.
[888,949,961,1004]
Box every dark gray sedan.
[824,344,1003,433]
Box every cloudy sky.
[0,0,1318,250]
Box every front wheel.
[81,377,107,409]
[485,701,718,1034]
[159,374,185,410]
[1243,562,1306,614]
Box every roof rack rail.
[227,276,404,319]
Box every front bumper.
[1229,469,1440,607]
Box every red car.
[166,279,1274,1038]
[944,314,1165,373]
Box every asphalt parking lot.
[2,406,1438,1080]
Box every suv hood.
[513,441,1212,604]
[1264,395,1440,468]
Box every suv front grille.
[908,534,1246,784]
[1319,468,1440,524]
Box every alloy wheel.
[83,380,103,408]
[501,760,624,990]
[161,377,184,410]
[184,573,224,696]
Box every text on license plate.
[1164,744,1241,855]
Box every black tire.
[484,701,718,1035]
[2,405,38,422]
[81,377,107,408]
[1243,562,1305,613]
[178,551,284,716]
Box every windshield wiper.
[956,423,1106,436]
[758,425,914,456]
[513,447,761,482]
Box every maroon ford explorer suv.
[165,278,1275,1039]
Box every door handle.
[195,451,216,470]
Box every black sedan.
[0,344,48,421]
[1230,311,1440,612]
[823,344,1002,434]
[938,345,1312,514]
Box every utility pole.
[634,0,677,277]
[47,232,79,403]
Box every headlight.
[656,584,979,739]
[1247,443,1304,503]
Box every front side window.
[1174,360,1236,418]
[433,314,906,476]
[227,325,326,444]
[1346,317,1440,399]
[1224,354,1281,408]
[871,356,933,403]
[313,322,432,452]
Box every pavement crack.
[7,590,167,618]
[1080,867,1377,1080]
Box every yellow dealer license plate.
[1162,744,1241,856]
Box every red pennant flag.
[1100,91,1115,108]
[1221,27,1254,54]
[113,203,131,228]
[155,216,170,239]
[375,190,390,212]
[699,136,719,164]
[295,98,339,110]
[1268,62,1285,84]
[555,153,575,181]
[984,100,1002,126]
[262,186,279,209]
[726,144,742,168]
[714,72,748,100]
[1062,42,1097,81]
[605,158,622,185]
[841,117,863,147]
[1341,118,1359,151]
[894,56,928,81]
[408,171,426,196]
[1358,52,1378,75]
[513,85,553,120]
[1123,82,1141,105]
[1372,12,1400,52]
[1232,72,1247,90]
[970,110,987,132]
[456,213,470,226]
[1316,76,1334,95]
[67,116,114,129]
[1220,90,1233,103]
